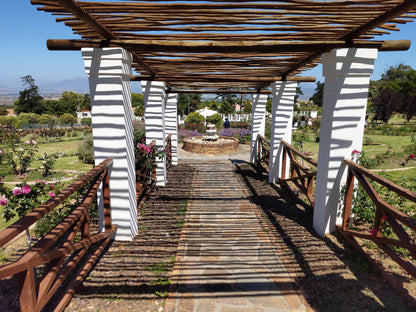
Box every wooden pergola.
[32,0,416,93]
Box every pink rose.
[352,149,361,155]
[0,197,8,206]
[369,228,378,237]
[12,187,23,195]
[49,191,55,198]
[410,154,415,159]
[22,185,31,194]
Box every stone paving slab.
[165,152,308,312]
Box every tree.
[132,93,144,116]
[216,93,236,114]
[372,87,401,123]
[60,113,77,127]
[14,113,39,129]
[266,97,273,113]
[219,101,234,114]
[81,94,91,111]
[309,81,324,107]
[295,86,303,103]
[243,101,252,113]
[57,91,79,116]
[14,75,43,115]
[370,64,416,122]
[39,114,59,129]
[177,93,201,115]
[0,107,8,116]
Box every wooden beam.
[342,0,416,42]
[42,0,156,75]
[279,0,416,81]
[47,39,411,53]
[168,89,272,95]
[130,75,315,83]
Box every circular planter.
[182,136,239,154]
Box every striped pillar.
[268,82,297,183]
[82,47,137,241]
[250,93,268,163]
[314,48,378,236]
[165,93,179,166]
[141,80,167,186]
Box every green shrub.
[77,134,95,164]
[206,113,223,128]
[81,118,92,126]
[133,120,146,146]
[185,112,204,124]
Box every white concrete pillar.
[250,93,268,163]
[82,47,137,241]
[314,48,378,236]
[165,93,179,166]
[141,81,167,186]
[269,82,297,183]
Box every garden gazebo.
[30,0,416,241]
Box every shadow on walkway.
[234,161,414,312]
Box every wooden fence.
[338,159,416,279]
[0,158,116,312]
[280,140,318,207]
[165,134,173,169]
[256,135,317,207]
[256,134,270,167]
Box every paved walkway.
[165,146,307,312]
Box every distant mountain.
[0,77,89,95]
[39,77,89,93]
[298,82,316,100]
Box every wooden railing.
[0,158,116,312]
[136,140,157,202]
[165,133,173,169]
[256,134,270,167]
[338,159,416,279]
[280,140,318,207]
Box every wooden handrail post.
[257,135,261,162]
[16,268,37,312]
[103,168,112,232]
[342,169,355,230]
[281,146,287,179]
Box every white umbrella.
[196,107,218,118]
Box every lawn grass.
[34,139,82,156]
[377,167,416,185]
[31,156,93,172]
[362,134,413,158]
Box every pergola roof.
[32,0,416,92]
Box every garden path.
[165,146,307,312]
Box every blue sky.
[1,2,415,91]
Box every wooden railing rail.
[0,158,116,312]
[338,159,416,279]
[165,133,173,169]
[256,134,270,167]
[136,140,157,202]
[280,140,317,207]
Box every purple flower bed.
[220,127,251,137]
[178,129,203,141]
